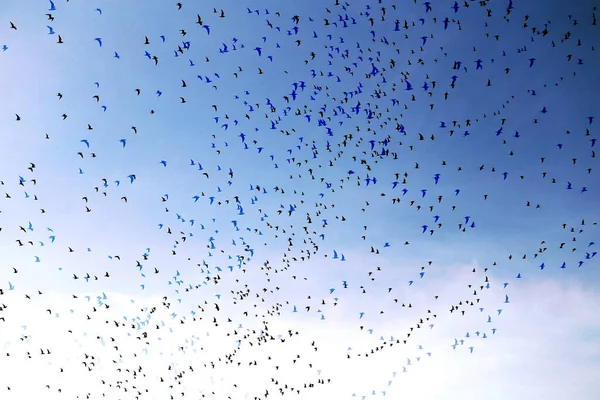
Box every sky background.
[0,0,599,399]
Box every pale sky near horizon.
[0,0,599,399]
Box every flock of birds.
[1,0,599,399]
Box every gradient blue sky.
[1,0,599,399]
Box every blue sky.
[0,0,599,399]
